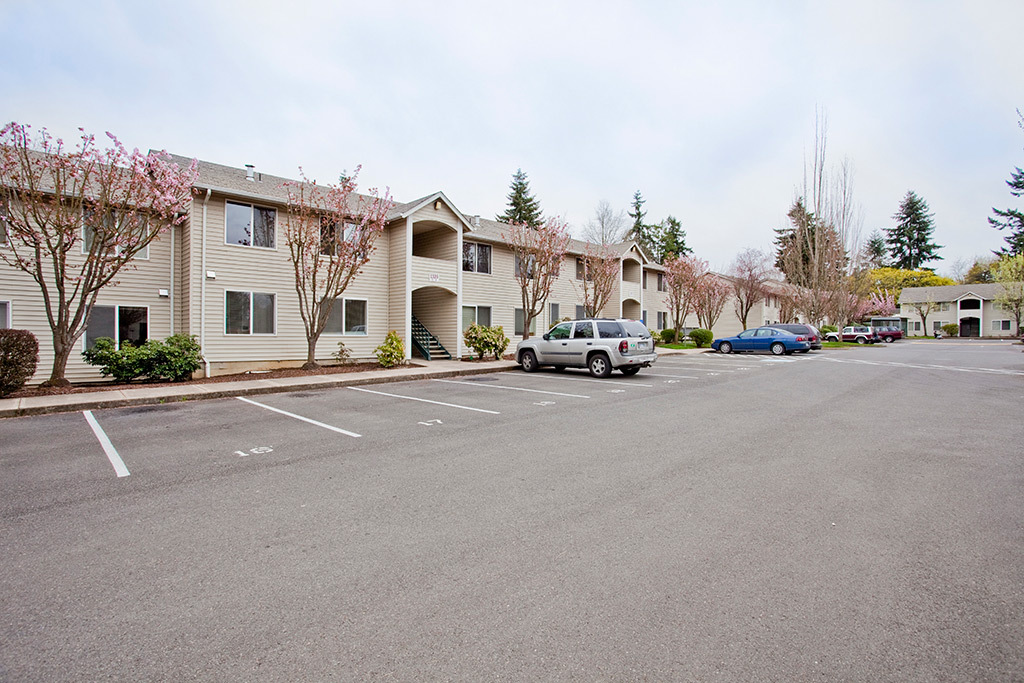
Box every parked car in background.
[711,327,812,355]
[771,323,822,351]
[823,326,879,344]
[872,326,903,343]
[516,318,657,377]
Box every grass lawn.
[658,342,699,350]
[821,341,883,349]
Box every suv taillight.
[619,340,628,353]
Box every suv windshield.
[620,320,651,338]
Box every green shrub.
[464,324,510,360]
[82,334,201,383]
[82,337,150,382]
[941,323,959,337]
[151,334,201,381]
[820,324,838,334]
[690,328,713,347]
[0,329,39,397]
[660,328,677,344]
[375,330,405,367]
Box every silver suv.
[516,318,657,377]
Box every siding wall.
[0,225,175,383]
[387,219,408,339]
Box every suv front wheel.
[520,350,538,372]
[588,353,611,378]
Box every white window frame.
[342,297,368,336]
[225,200,277,250]
[462,242,492,274]
[0,300,10,329]
[81,208,151,260]
[992,319,1011,332]
[82,304,150,350]
[657,311,668,329]
[224,290,277,335]
[462,305,493,331]
[515,308,537,336]
[0,203,9,246]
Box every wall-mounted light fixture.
[434,200,442,210]
[158,289,169,297]
[206,271,216,279]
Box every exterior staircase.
[411,316,452,360]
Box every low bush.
[0,329,39,397]
[464,324,510,360]
[659,328,677,344]
[82,334,201,383]
[941,323,959,337]
[151,334,202,381]
[820,324,838,334]
[375,330,405,367]
[690,328,714,347]
[332,341,352,364]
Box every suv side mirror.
[542,333,550,341]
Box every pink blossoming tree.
[283,168,393,369]
[0,122,198,386]
[575,242,620,318]
[503,217,571,339]
[663,255,708,343]
[693,273,732,331]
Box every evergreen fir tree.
[989,166,1024,256]
[658,215,692,261]
[496,169,543,228]
[860,230,888,268]
[989,108,1024,257]
[885,190,942,270]
[626,190,658,257]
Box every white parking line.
[432,378,590,399]
[83,410,130,478]
[642,372,699,379]
[236,397,362,437]
[657,363,738,372]
[348,386,501,413]
[524,375,655,388]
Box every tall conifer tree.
[496,169,543,228]
[885,191,942,270]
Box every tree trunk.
[302,333,321,370]
[44,335,74,387]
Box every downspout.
[200,188,212,377]
[169,223,175,334]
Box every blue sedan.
[711,326,812,355]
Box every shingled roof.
[898,283,1007,303]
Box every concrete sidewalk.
[0,347,704,419]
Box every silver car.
[516,318,657,377]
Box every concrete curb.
[0,347,705,419]
[0,363,520,419]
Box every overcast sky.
[2,0,1022,274]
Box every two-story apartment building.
[1,156,768,384]
[899,284,1021,337]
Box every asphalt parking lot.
[2,340,1023,680]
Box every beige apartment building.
[2,157,772,384]
[899,284,1021,337]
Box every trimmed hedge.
[660,328,677,344]
[0,329,40,397]
[941,323,959,337]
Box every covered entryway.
[959,316,980,337]
[412,286,458,359]
[622,298,641,320]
